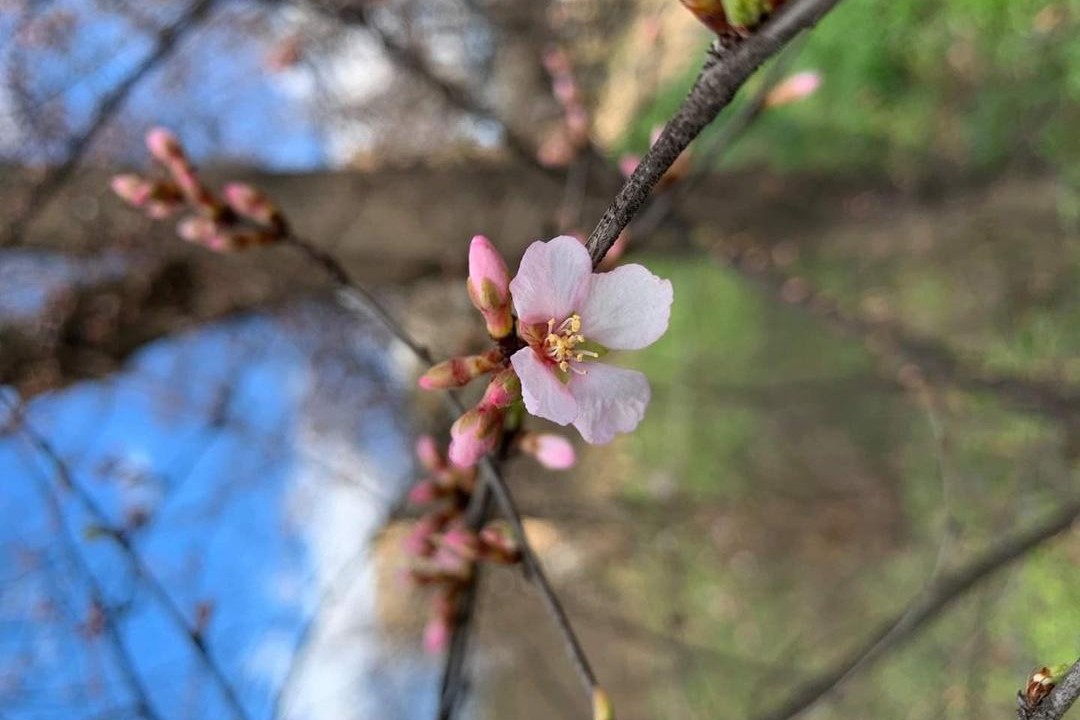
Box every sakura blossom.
[509,235,673,444]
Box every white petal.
[509,236,592,324]
[511,348,577,425]
[579,264,673,350]
[569,363,650,444]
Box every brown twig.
[1,0,219,247]
[1022,661,1080,720]
[16,438,165,720]
[754,498,1080,720]
[584,0,844,266]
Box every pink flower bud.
[439,526,480,561]
[618,154,641,178]
[479,369,521,410]
[407,479,442,506]
[146,127,184,165]
[764,71,822,108]
[223,182,286,233]
[519,433,576,470]
[448,406,502,468]
[176,216,217,245]
[479,521,520,563]
[423,615,451,654]
[467,235,514,339]
[402,511,449,557]
[415,435,444,472]
[418,349,503,390]
[110,174,153,207]
[430,546,473,580]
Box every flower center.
[544,313,597,374]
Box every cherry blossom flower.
[508,235,673,444]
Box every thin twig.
[584,0,844,266]
[1023,660,1080,720]
[16,442,165,720]
[1,0,219,247]
[754,498,1080,720]
[4,398,254,720]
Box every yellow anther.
[544,313,590,374]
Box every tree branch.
[584,0,845,266]
[1,0,219,247]
[4,399,254,720]
[1023,661,1080,720]
[755,498,1080,720]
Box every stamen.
[543,313,592,375]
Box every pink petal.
[579,264,673,350]
[569,363,650,444]
[511,348,577,425]
[509,236,592,324]
[521,433,576,470]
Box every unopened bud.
[479,521,520,563]
[479,369,521,410]
[439,525,480,561]
[764,71,822,108]
[415,435,445,472]
[423,615,451,654]
[407,479,443,506]
[146,127,184,165]
[223,182,287,234]
[448,406,502,468]
[593,687,615,720]
[467,235,513,339]
[418,349,503,390]
[110,174,153,207]
[519,433,576,470]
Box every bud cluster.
[110,127,290,252]
[403,437,521,653]
[537,47,591,168]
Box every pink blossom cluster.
[537,47,591,168]
[420,234,672,454]
[403,437,521,653]
[111,128,288,252]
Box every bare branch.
[4,398,255,720]
[755,498,1080,720]
[584,0,845,266]
[1023,661,1080,720]
[1,0,220,247]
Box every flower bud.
[223,182,287,234]
[415,435,444,472]
[519,433,576,470]
[439,525,480,561]
[146,127,184,165]
[466,235,513,339]
[592,687,615,720]
[110,174,153,207]
[418,349,503,390]
[407,479,442,506]
[479,369,521,410]
[423,615,451,654]
[479,521,520,563]
[764,71,822,108]
[448,406,502,468]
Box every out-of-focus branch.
[711,240,1080,422]
[17,439,164,720]
[755,498,1080,720]
[3,398,254,720]
[584,0,844,266]
[1,0,219,248]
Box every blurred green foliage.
[625,0,1080,197]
